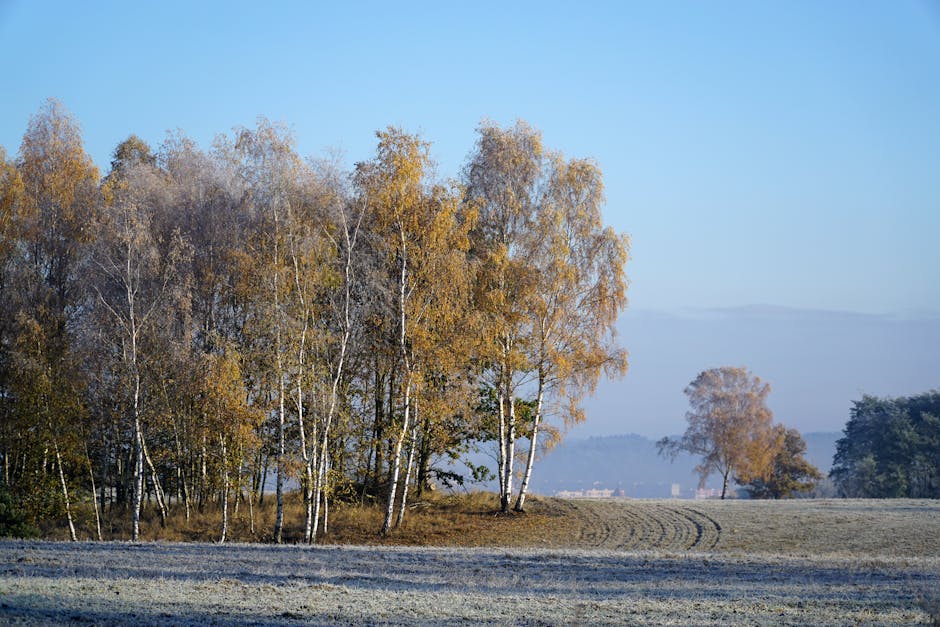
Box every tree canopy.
[830,391,940,498]
[0,101,630,540]
[744,426,822,499]
[659,366,789,499]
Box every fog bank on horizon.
[574,306,940,439]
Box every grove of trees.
[657,366,820,499]
[0,100,630,541]
[830,391,940,498]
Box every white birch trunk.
[219,434,229,544]
[311,213,358,541]
[396,416,419,528]
[311,318,350,540]
[383,225,412,535]
[52,436,77,542]
[303,447,314,543]
[312,439,325,540]
[382,378,411,535]
[129,251,144,542]
[274,370,286,543]
[515,370,545,512]
[291,241,315,544]
[132,372,144,541]
[140,430,167,525]
[271,193,287,544]
[295,333,315,544]
[500,352,516,514]
[85,442,102,541]
[248,473,255,536]
[505,395,516,512]
[322,472,329,536]
[496,382,507,507]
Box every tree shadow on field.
[1,540,937,604]
[0,599,406,626]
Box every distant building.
[671,483,681,498]
[695,488,721,499]
[555,488,617,499]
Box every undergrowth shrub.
[0,485,39,538]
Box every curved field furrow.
[650,506,676,548]
[573,502,614,547]
[664,505,696,549]
[565,500,723,551]
[552,498,940,557]
[671,507,698,549]
[680,510,704,549]
[621,508,641,548]
[681,506,722,550]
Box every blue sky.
[2,1,938,316]
[2,1,938,437]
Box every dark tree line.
[830,390,940,498]
[0,99,629,541]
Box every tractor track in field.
[539,497,940,557]
[559,499,723,551]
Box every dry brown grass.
[48,491,575,547]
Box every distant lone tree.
[744,426,822,498]
[658,366,778,499]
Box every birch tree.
[230,119,303,543]
[514,155,629,511]
[90,151,191,540]
[357,128,474,534]
[282,167,325,543]
[658,366,778,499]
[356,129,426,535]
[392,183,475,527]
[200,347,261,542]
[6,100,99,537]
[0,148,24,492]
[160,132,256,517]
[464,120,542,513]
[307,160,362,543]
[278,155,361,543]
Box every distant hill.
[572,308,940,441]
[523,431,840,498]
[526,433,706,498]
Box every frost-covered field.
[552,498,940,556]
[2,499,939,625]
[2,541,938,625]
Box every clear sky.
[2,1,939,316]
